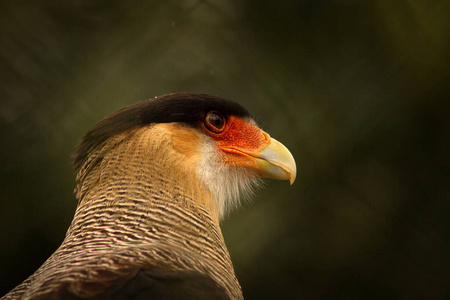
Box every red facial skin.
[202,115,271,170]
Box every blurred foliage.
[1,0,449,299]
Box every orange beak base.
[208,116,296,184]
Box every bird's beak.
[219,131,297,185]
[255,137,297,185]
[215,116,296,184]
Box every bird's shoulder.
[22,265,231,300]
[103,268,231,300]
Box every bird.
[2,92,296,300]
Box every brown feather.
[3,123,242,300]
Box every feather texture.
[4,124,244,299]
[197,133,262,219]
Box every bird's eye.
[205,111,226,133]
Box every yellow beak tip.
[257,137,296,184]
[290,177,295,185]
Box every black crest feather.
[73,93,250,172]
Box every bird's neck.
[64,126,241,297]
[71,126,222,236]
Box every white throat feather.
[196,136,262,220]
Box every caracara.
[2,93,296,300]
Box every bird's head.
[73,93,296,220]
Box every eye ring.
[205,111,226,133]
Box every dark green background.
[1,1,449,299]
